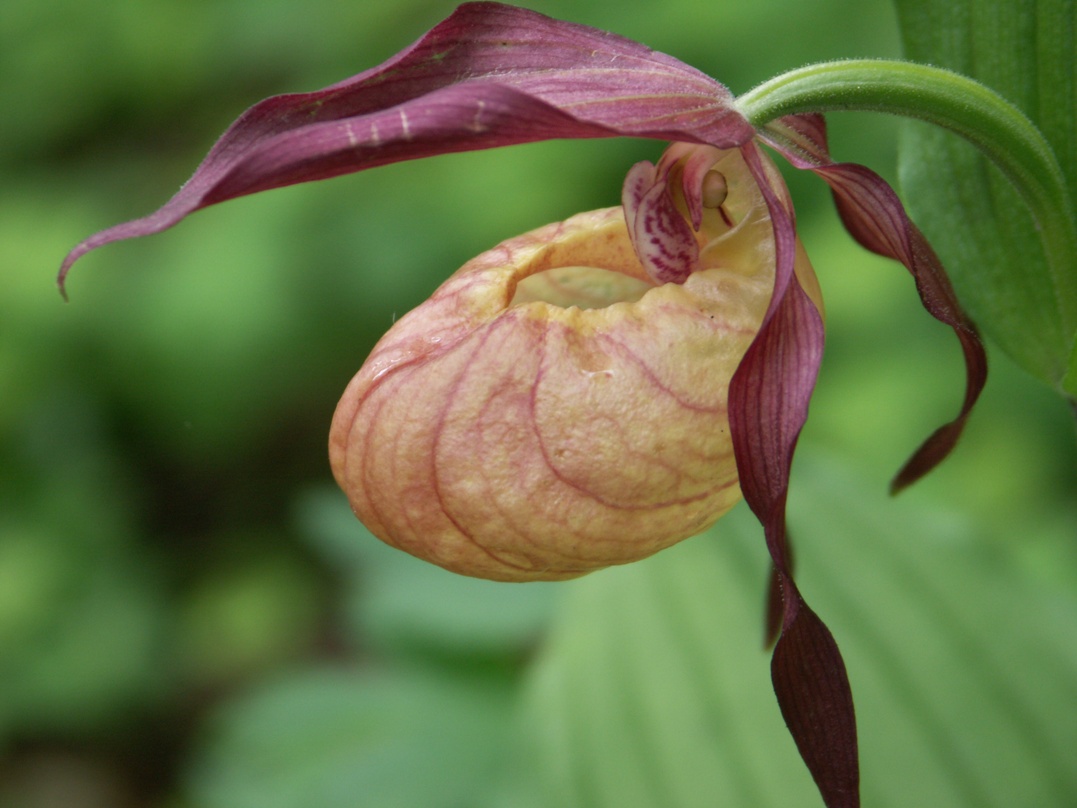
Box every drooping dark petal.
[761,114,987,492]
[732,142,859,807]
[59,1,753,291]
[772,602,860,808]
[622,160,700,283]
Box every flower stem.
[736,59,1077,345]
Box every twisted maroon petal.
[761,114,987,492]
[732,142,859,807]
[58,2,752,291]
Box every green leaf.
[510,452,1077,807]
[894,0,1077,396]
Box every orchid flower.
[58,4,995,806]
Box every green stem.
[736,59,1077,342]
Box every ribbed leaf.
[512,452,1077,807]
[894,0,1077,395]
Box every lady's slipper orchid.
[58,4,988,807]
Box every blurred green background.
[3,0,1076,806]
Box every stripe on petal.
[762,114,987,492]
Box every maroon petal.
[772,601,860,808]
[761,114,987,492]
[732,142,859,807]
[731,142,818,582]
[59,1,753,291]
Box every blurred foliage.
[2,0,1075,806]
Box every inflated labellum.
[328,147,819,581]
